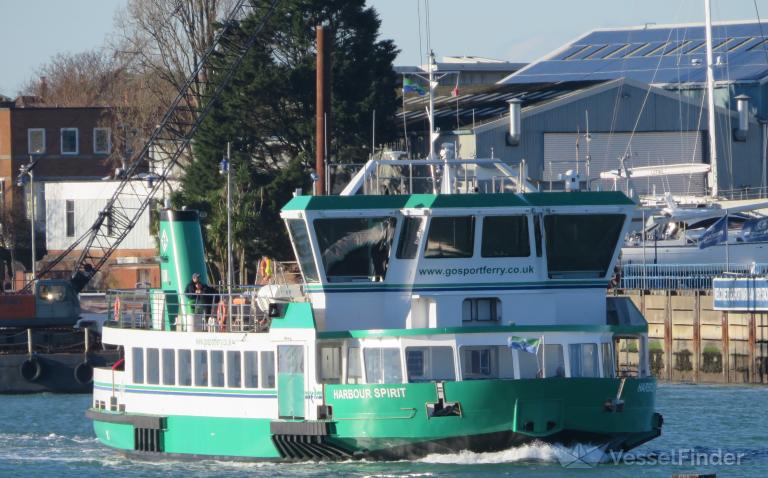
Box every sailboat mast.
[428,50,437,159]
[704,0,719,197]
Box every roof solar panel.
[502,22,768,85]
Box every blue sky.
[2,0,768,96]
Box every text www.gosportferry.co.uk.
[418,265,534,278]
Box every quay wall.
[616,290,768,384]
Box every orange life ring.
[113,296,121,320]
[216,301,227,332]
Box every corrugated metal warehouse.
[401,21,768,197]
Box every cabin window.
[602,343,615,378]
[396,217,422,259]
[318,345,342,384]
[244,351,259,387]
[544,214,625,278]
[460,346,515,380]
[481,216,530,257]
[162,348,175,385]
[146,348,160,384]
[132,347,144,383]
[194,350,208,386]
[210,350,224,387]
[314,217,397,282]
[286,219,320,283]
[616,337,641,377]
[178,349,192,386]
[569,343,599,377]
[346,346,363,384]
[405,346,456,382]
[543,344,565,377]
[261,351,276,388]
[227,351,242,388]
[517,349,539,378]
[38,284,66,302]
[462,298,501,322]
[424,216,475,258]
[363,348,403,384]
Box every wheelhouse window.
[286,219,319,283]
[363,347,402,384]
[28,128,45,154]
[405,346,455,382]
[481,215,530,257]
[543,214,625,278]
[569,343,599,377]
[462,298,501,322]
[460,346,515,380]
[314,217,396,282]
[424,216,475,258]
[93,128,111,154]
[396,217,422,259]
[60,128,78,154]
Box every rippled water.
[1,384,766,477]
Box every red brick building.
[0,97,158,290]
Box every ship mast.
[704,0,719,197]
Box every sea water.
[0,384,766,477]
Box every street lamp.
[218,142,233,330]
[16,155,40,278]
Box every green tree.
[178,0,398,283]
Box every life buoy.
[74,361,93,385]
[113,296,121,320]
[20,357,43,382]
[216,301,227,332]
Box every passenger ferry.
[87,158,662,460]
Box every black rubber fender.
[74,361,93,385]
[20,358,43,382]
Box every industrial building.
[404,21,768,197]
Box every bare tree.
[113,0,236,113]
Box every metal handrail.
[618,262,768,290]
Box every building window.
[93,128,111,154]
[65,200,75,237]
[28,129,45,154]
[60,128,78,154]
[462,298,501,322]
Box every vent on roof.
[664,40,692,56]
[644,41,671,57]
[604,44,631,59]
[748,38,768,51]
[727,37,753,52]
[562,45,590,60]
[624,43,651,58]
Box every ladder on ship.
[25,0,280,292]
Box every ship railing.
[618,263,768,290]
[719,185,768,201]
[106,287,282,333]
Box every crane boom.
[26,0,280,292]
